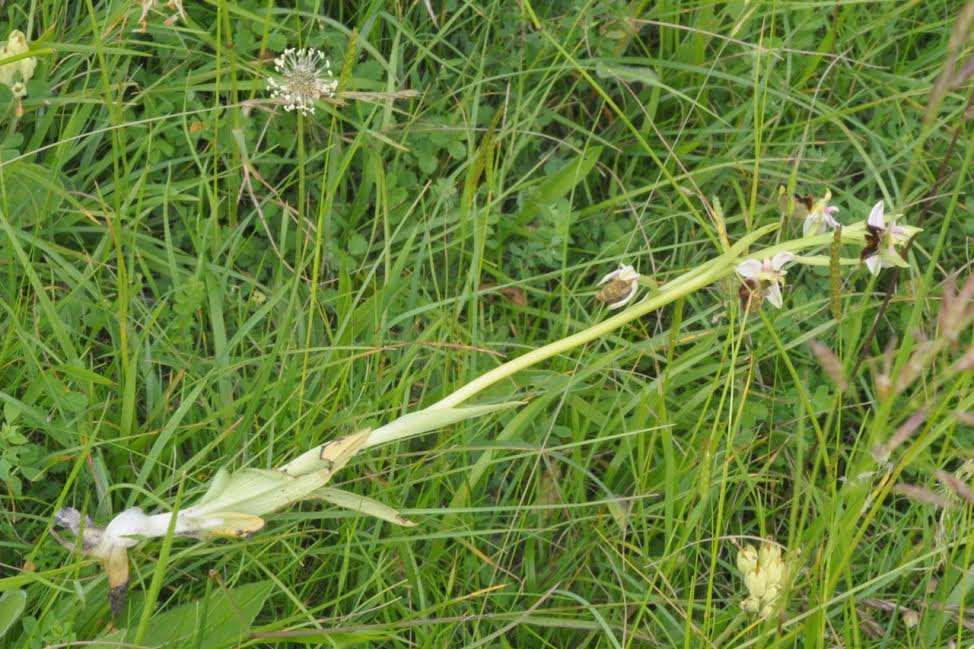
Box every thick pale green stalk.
[432,225,835,410]
[430,252,739,409]
[362,223,867,450]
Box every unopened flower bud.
[745,569,768,599]
[758,541,780,566]
[736,544,758,574]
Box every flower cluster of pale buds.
[267,48,338,116]
[737,540,789,618]
[0,30,38,99]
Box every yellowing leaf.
[364,402,521,448]
[315,487,416,527]
[199,512,266,539]
[280,429,371,477]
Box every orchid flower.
[860,201,922,275]
[736,252,794,309]
[802,189,841,236]
[596,264,640,309]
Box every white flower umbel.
[803,189,841,236]
[596,264,640,309]
[736,252,794,309]
[267,48,338,116]
[861,200,922,276]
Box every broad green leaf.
[194,431,374,518]
[315,487,416,527]
[0,589,26,639]
[594,62,659,85]
[0,161,65,226]
[188,468,292,516]
[517,147,602,220]
[92,581,272,649]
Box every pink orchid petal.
[867,201,885,229]
[771,252,795,270]
[736,259,763,279]
[864,254,883,276]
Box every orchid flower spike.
[860,201,922,276]
[802,189,841,236]
[736,252,794,310]
[596,264,640,309]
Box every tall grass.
[0,1,972,647]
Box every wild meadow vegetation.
[1,1,973,647]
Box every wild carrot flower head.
[736,252,794,310]
[860,200,921,275]
[596,264,640,309]
[267,48,338,116]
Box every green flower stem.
[793,255,861,267]
[363,222,869,450]
[746,226,863,264]
[431,226,769,410]
[431,224,864,411]
[429,258,736,410]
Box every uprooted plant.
[54,201,938,614]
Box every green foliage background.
[0,0,973,647]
